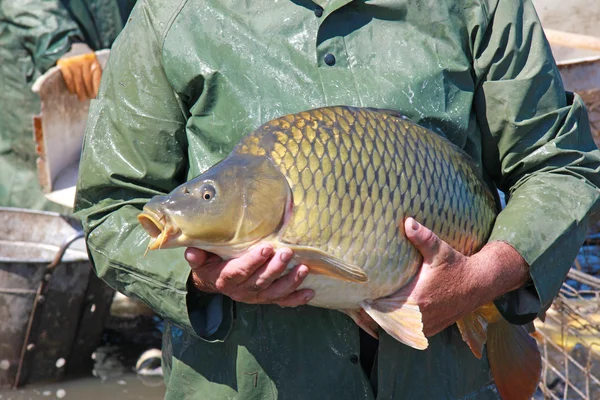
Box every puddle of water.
[0,373,164,400]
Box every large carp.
[138,106,541,399]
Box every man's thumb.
[404,217,441,264]
[184,247,208,269]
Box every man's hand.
[185,245,315,307]
[57,52,102,101]
[401,217,530,337]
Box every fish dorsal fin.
[284,244,368,283]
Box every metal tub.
[0,208,114,388]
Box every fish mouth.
[137,209,181,251]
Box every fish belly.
[292,239,422,310]
[297,260,418,310]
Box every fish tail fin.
[360,296,428,350]
[487,317,542,400]
[456,309,489,359]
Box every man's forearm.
[469,241,531,307]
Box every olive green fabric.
[75,0,600,398]
[0,0,135,211]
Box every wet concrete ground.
[0,373,164,400]
[0,308,165,399]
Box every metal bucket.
[0,207,114,388]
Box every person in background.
[0,0,136,212]
[75,0,600,399]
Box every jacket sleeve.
[472,0,600,324]
[59,0,137,51]
[1,0,83,74]
[74,0,231,341]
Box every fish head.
[137,154,290,255]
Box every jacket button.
[349,354,359,364]
[324,53,336,66]
[314,6,323,17]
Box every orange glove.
[56,52,102,101]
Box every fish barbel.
[138,106,541,399]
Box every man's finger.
[243,249,292,292]
[274,289,315,307]
[256,264,309,303]
[91,60,102,97]
[71,65,87,101]
[216,245,274,288]
[189,270,219,293]
[58,64,76,94]
[81,60,95,99]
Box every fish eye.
[199,183,216,201]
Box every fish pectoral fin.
[287,245,368,283]
[456,309,489,359]
[360,294,428,350]
[487,317,542,400]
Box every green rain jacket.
[0,0,135,211]
[75,0,600,398]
